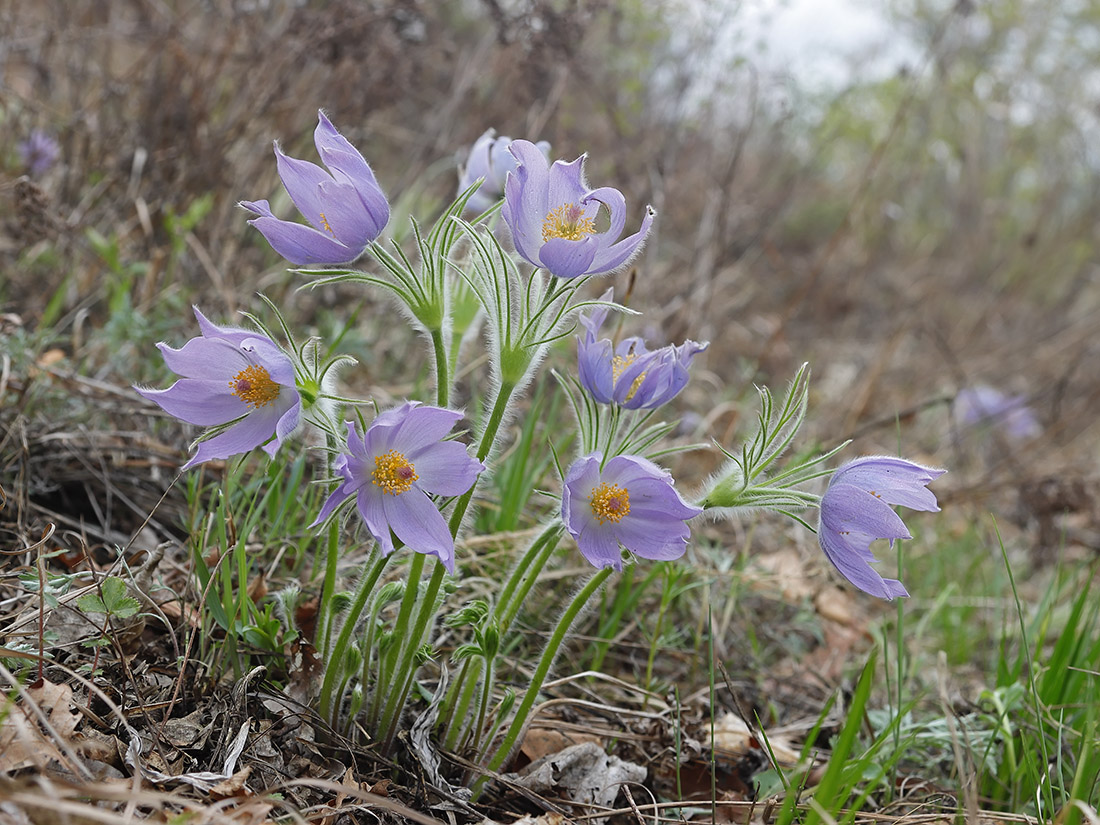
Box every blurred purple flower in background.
[241,111,389,266]
[458,129,550,214]
[577,291,707,409]
[561,453,701,570]
[135,307,302,470]
[817,456,945,600]
[312,402,484,573]
[954,385,1040,440]
[502,140,655,279]
[18,129,60,177]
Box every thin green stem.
[498,527,564,635]
[317,550,387,722]
[430,326,449,408]
[318,520,340,659]
[475,568,613,797]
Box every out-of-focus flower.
[818,456,945,600]
[312,402,484,573]
[458,129,550,214]
[561,453,701,570]
[577,290,707,409]
[502,140,655,279]
[954,385,1040,441]
[135,307,302,470]
[240,111,389,266]
[18,129,60,177]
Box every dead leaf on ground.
[519,725,602,764]
[0,679,81,774]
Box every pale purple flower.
[561,453,702,570]
[818,456,945,600]
[459,130,550,214]
[502,140,655,279]
[135,307,302,470]
[18,129,60,177]
[954,385,1040,441]
[312,402,484,573]
[577,290,707,409]
[240,111,389,266]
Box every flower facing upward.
[312,402,484,573]
[818,456,945,600]
[502,140,655,279]
[458,130,550,214]
[240,111,389,266]
[561,454,702,570]
[135,307,301,470]
[577,292,708,409]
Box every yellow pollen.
[611,354,647,402]
[319,211,335,236]
[542,202,597,242]
[229,364,281,409]
[372,449,418,496]
[589,482,630,525]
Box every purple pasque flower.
[818,456,945,600]
[135,307,301,470]
[459,130,551,214]
[18,129,60,177]
[312,402,484,573]
[561,453,702,570]
[577,291,707,409]
[954,385,1040,441]
[502,140,655,279]
[240,111,389,266]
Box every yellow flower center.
[229,364,281,409]
[319,211,335,236]
[373,449,418,495]
[589,482,630,525]
[542,202,597,242]
[611,353,646,402]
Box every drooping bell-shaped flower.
[577,291,707,409]
[241,111,389,266]
[135,307,302,470]
[561,453,701,570]
[502,140,655,279]
[817,456,945,600]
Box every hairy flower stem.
[378,379,519,752]
[317,550,388,723]
[475,567,613,797]
[430,326,449,409]
[318,429,342,660]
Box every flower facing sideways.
[502,140,655,279]
[577,292,708,409]
[818,456,945,600]
[954,385,1040,441]
[459,129,550,214]
[561,454,702,570]
[312,402,484,573]
[241,111,389,266]
[135,307,302,470]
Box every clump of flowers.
[135,115,948,791]
[241,111,390,266]
[135,307,301,469]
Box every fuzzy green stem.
[318,520,341,659]
[430,325,449,408]
[371,551,425,725]
[475,567,613,796]
[443,658,484,749]
[498,525,564,635]
[317,551,387,722]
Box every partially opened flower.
[577,291,707,409]
[459,130,550,214]
[135,307,302,470]
[241,111,389,266]
[954,385,1040,441]
[818,456,945,600]
[312,402,484,573]
[502,140,655,279]
[561,453,701,570]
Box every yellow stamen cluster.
[542,202,597,242]
[589,482,630,525]
[612,353,647,402]
[229,364,281,409]
[372,450,418,496]
[320,211,335,236]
